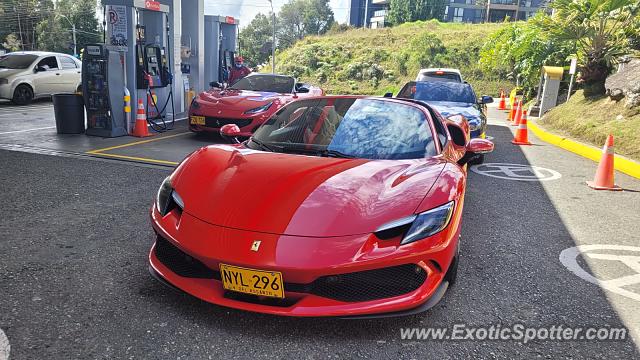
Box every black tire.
[444,241,460,287]
[469,154,485,165]
[12,84,34,105]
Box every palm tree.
[537,0,639,97]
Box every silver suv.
[0,51,82,105]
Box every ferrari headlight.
[401,201,455,245]
[244,102,273,115]
[156,177,184,216]
[156,177,173,215]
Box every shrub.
[407,32,445,68]
[281,64,307,78]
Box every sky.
[204,0,350,28]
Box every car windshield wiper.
[270,145,356,158]
[319,149,355,158]
[250,141,354,158]
[281,146,355,158]
[250,138,280,153]
[277,145,318,156]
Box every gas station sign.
[145,0,161,11]
[106,5,128,52]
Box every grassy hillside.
[540,90,640,161]
[268,20,514,96]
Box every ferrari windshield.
[398,81,476,104]
[0,54,38,69]
[229,75,295,93]
[248,98,437,160]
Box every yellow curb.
[528,120,640,180]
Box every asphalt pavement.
[0,101,639,359]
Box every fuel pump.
[134,15,175,133]
[220,49,235,84]
[204,16,239,88]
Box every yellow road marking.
[529,120,640,180]
[86,132,189,154]
[89,152,179,166]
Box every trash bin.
[52,93,85,134]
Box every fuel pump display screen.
[146,47,159,76]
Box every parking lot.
[0,99,639,358]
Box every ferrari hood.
[198,89,282,110]
[173,145,445,237]
[429,101,482,124]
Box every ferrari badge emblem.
[251,240,261,252]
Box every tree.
[277,0,308,48]
[277,0,334,48]
[303,0,334,36]
[388,0,411,25]
[2,33,22,52]
[388,0,447,26]
[239,13,275,67]
[1,0,54,51]
[536,0,640,96]
[480,16,574,97]
[35,0,100,54]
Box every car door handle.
[55,73,61,75]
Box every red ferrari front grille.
[203,117,252,128]
[155,236,427,303]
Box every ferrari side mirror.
[466,138,494,154]
[220,124,241,143]
[210,81,222,88]
[383,92,393,98]
[458,138,494,166]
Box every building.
[368,0,390,28]
[348,0,387,28]
[443,0,547,23]
[348,0,547,28]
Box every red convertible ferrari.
[150,96,493,317]
[189,73,324,136]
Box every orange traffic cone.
[132,98,152,137]
[511,110,531,145]
[512,100,523,126]
[498,91,507,110]
[586,135,622,191]
[507,101,515,122]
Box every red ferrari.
[189,74,324,136]
[150,96,493,317]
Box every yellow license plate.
[219,264,285,298]
[190,115,205,125]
